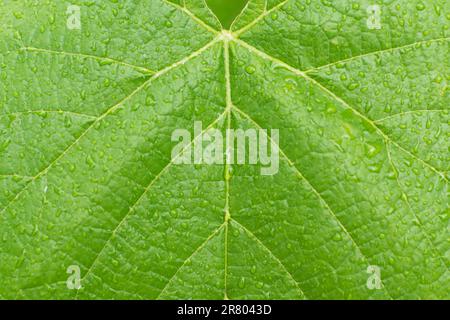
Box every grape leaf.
[0,0,448,300]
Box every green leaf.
[206,0,249,29]
[0,0,448,300]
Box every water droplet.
[64,115,72,128]
[245,65,256,74]
[326,105,337,114]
